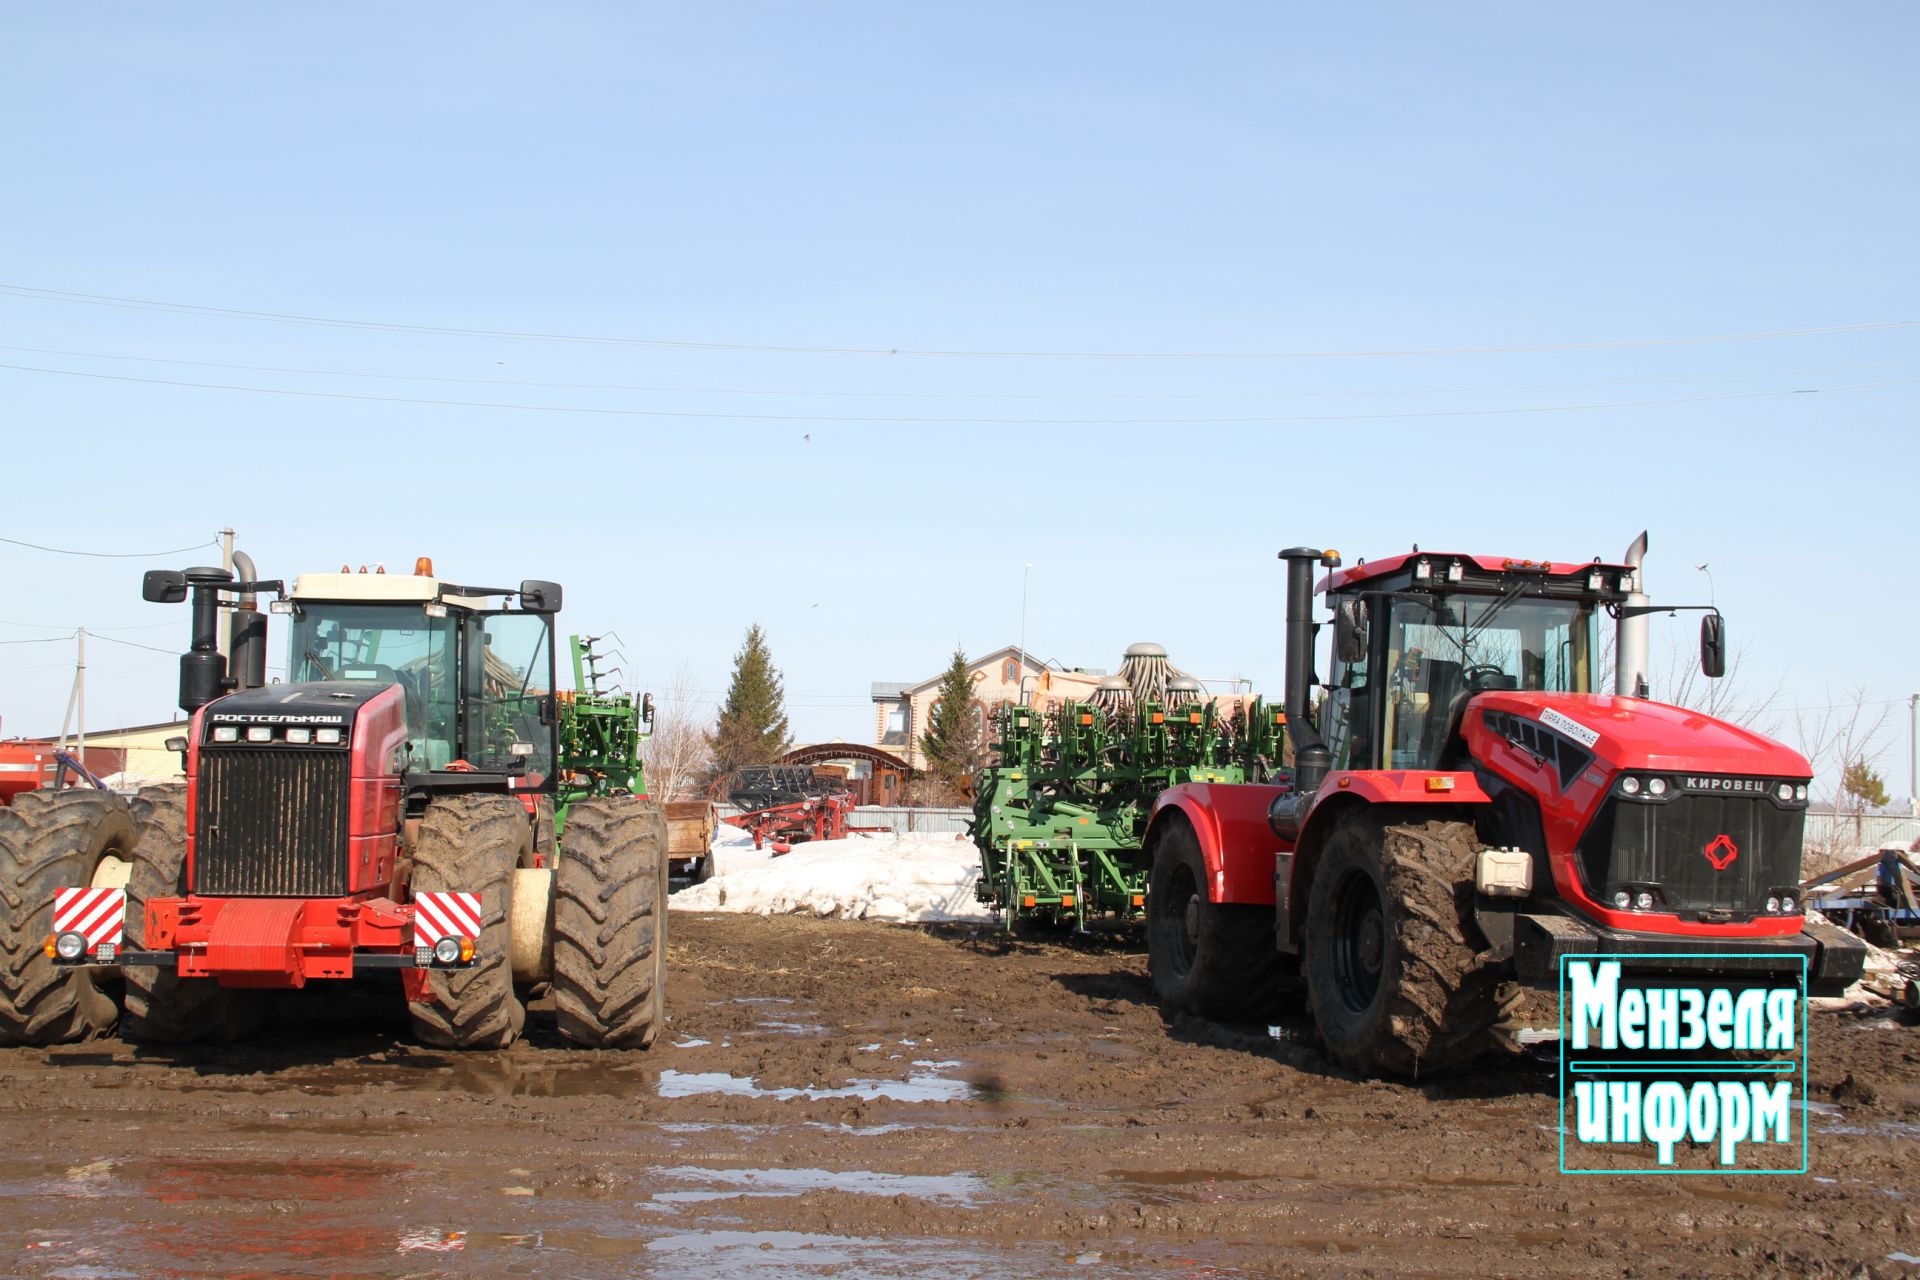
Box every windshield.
[1380,593,1594,769]
[287,603,454,748]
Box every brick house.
[871,646,1104,771]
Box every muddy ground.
[1,912,1916,1279]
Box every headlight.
[285,728,311,745]
[1620,777,1642,796]
[213,725,239,743]
[432,936,463,965]
[1781,896,1797,913]
[54,931,87,961]
[1766,896,1782,913]
[1613,890,1632,909]
[315,728,343,745]
[1646,777,1668,797]
[246,726,272,743]
[1776,782,1794,802]
[1795,785,1808,801]
[1634,892,1655,910]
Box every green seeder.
[971,694,1288,931]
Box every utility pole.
[55,628,86,764]
[1017,563,1032,705]
[1909,692,1918,817]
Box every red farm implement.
[722,765,886,853]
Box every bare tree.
[1595,625,1782,731]
[1795,685,1897,818]
[641,662,714,801]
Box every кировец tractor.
[0,559,667,1050]
[1143,537,1866,1078]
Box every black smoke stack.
[1270,547,1333,836]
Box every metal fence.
[1805,812,1920,856]
[711,804,975,837]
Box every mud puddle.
[658,1063,972,1103]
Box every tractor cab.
[1316,552,1628,775]
[278,567,561,784]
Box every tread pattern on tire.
[407,793,530,1049]
[122,785,259,1043]
[1146,816,1289,1022]
[551,795,667,1049]
[1308,816,1498,1078]
[0,789,131,1045]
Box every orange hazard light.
[1021,895,1036,908]
[1059,895,1074,908]
[1426,776,1456,792]
[416,556,434,576]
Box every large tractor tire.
[552,794,668,1048]
[121,785,261,1043]
[0,789,133,1045]
[408,794,531,1050]
[1305,815,1498,1079]
[1146,816,1289,1021]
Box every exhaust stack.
[229,550,268,693]
[1277,547,1331,797]
[1616,531,1650,699]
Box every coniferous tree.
[708,624,792,776]
[920,647,983,795]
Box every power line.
[1,282,1910,359]
[0,633,72,646]
[2,359,1912,425]
[3,341,1915,402]
[0,533,217,559]
[88,633,179,656]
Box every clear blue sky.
[2,4,1915,796]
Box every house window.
[1002,657,1020,685]
[881,702,909,746]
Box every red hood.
[1470,691,1811,778]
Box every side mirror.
[164,736,188,753]
[538,694,559,727]
[519,579,562,613]
[1333,597,1369,665]
[1700,613,1727,679]
[641,692,655,727]
[143,569,188,604]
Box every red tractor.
[1144,539,1865,1078]
[0,560,667,1050]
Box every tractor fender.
[1145,782,1292,907]
[1283,771,1493,944]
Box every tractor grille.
[1576,793,1804,920]
[194,748,351,897]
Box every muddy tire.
[1146,816,1288,1021]
[122,785,262,1044]
[552,795,667,1048]
[1305,815,1497,1079]
[0,790,132,1045]
[407,794,531,1049]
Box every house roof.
[876,646,1106,699]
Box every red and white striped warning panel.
[412,891,482,946]
[53,887,125,950]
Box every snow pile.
[671,825,994,924]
